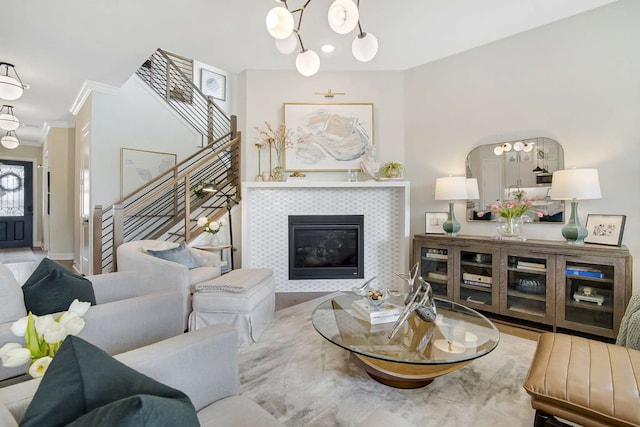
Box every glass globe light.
[327,0,359,34]
[0,108,19,131]
[296,49,320,77]
[494,146,504,155]
[0,75,23,101]
[352,32,378,62]
[275,33,297,54]
[513,141,524,151]
[266,7,294,39]
[523,143,534,152]
[1,132,19,149]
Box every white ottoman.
[188,268,275,346]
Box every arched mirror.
[466,137,565,223]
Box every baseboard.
[47,252,74,260]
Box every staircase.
[92,49,241,274]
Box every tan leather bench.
[523,332,640,427]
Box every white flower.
[29,357,52,378]
[10,316,30,337]
[59,312,85,336]
[0,342,23,359]
[207,221,219,233]
[218,217,227,226]
[1,347,31,368]
[43,322,67,344]
[68,299,90,317]
[197,217,208,227]
[35,314,55,336]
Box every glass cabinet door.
[417,246,452,299]
[501,251,554,324]
[457,246,499,313]
[557,256,624,338]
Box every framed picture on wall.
[425,212,448,234]
[200,69,226,101]
[283,103,374,172]
[584,214,626,246]
[120,148,176,198]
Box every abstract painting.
[120,148,176,198]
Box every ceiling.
[2,0,617,145]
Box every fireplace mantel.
[241,181,410,292]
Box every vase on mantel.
[494,216,527,241]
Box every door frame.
[0,155,39,248]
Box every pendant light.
[0,63,24,101]
[1,130,19,149]
[0,105,19,131]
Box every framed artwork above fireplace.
[283,103,374,172]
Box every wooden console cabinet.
[412,234,633,339]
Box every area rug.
[0,248,36,264]
[239,294,537,427]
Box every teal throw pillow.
[22,257,77,290]
[146,242,198,269]
[22,269,96,315]
[20,336,198,427]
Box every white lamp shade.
[466,178,480,200]
[0,112,19,131]
[435,176,469,201]
[1,133,19,149]
[266,6,294,39]
[352,32,378,62]
[327,0,359,34]
[275,33,297,54]
[0,75,23,101]
[296,49,320,76]
[551,168,602,200]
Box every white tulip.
[0,342,23,358]
[35,314,55,336]
[29,357,52,378]
[197,217,208,227]
[10,316,29,337]
[2,347,31,368]
[68,299,91,317]
[43,322,67,344]
[60,312,85,336]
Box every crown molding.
[69,80,119,116]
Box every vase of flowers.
[197,216,226,246]
[496,215,525,239]
[254,121,303,181]
[0,299,90,378]
[478,194,547,241]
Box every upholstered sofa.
[0,325,415,427]
[0,261,184,382]
[116,240,221,329]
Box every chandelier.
[1,130,19,149]
[265,0,378,77]
[0,63,25,101]
[0,105,19,131]
[493,141,534,155]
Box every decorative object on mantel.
[380,161,404,179]
[550,168,602,245]
[284,103,373,172]
[314,89,346,98]
[265,0,378,76]
[434,176,474,236]
[255,121,303,182]
[287,170,307,181]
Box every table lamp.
[435,176,470,236]
[550,168,601,244]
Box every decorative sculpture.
[388,276,437,340]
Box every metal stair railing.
[93,133,241,274]
[136,49,230,146]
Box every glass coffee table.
[312,293,500,388]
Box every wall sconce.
[550,168,602,244]
[266,0,378,77]
[0,63,25,101]
[1,130,20,149]
[0,105,19,131]
[434,176,471,236]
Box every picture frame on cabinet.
[425,212,448,234]
[584,214,626,246]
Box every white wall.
[90,75,202,206]
[238,69,406,183]
[405,0,640,289]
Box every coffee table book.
[351,299,403,324]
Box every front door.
[0,160,33,248]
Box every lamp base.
[442,202,461,236]
[562,200,588,245]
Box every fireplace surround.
[241,181,410,292]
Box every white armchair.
[0,262,184,382]
[116,240,222,329]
